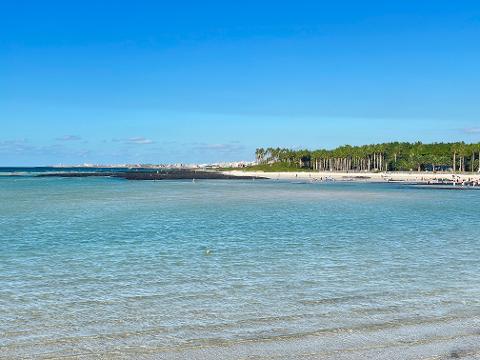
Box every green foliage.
[237,163,312,172]
[253,142,480,172]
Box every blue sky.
[1,1,480,165]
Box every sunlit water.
[1,177,480,358]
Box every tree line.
[255,142,480,172]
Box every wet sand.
[39,316,476,359]
[157,317,480,360]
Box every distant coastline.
[2,141,480,186]
[1,166,480,187]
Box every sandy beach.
[225,170,480,184]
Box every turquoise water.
[1,177,480,358]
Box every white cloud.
[127,137,155,145]
[191,142,245,153]
[0,139,93,159]
[463,127,480,134]
[56,135,81,141]
[111,137,155,145]
[0,139,33,154]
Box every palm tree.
[255,148,266,164]
[251,142,480,172]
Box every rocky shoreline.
[36,170,266,181]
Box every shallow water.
[1,177,479,358]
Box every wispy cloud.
[111,137,155,145]
[126,137,155,145]
[56,135,81,141]
[462,127,480,134]
[191,142,245,153]
[0,139,33,154]
[0,139,92,159]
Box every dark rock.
[37,170,266,181]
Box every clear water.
[1,177,479,358]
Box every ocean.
[1,175,479,359]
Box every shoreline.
[32,170,266,181]
[225,170,480,184]
[3,168,480,186]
